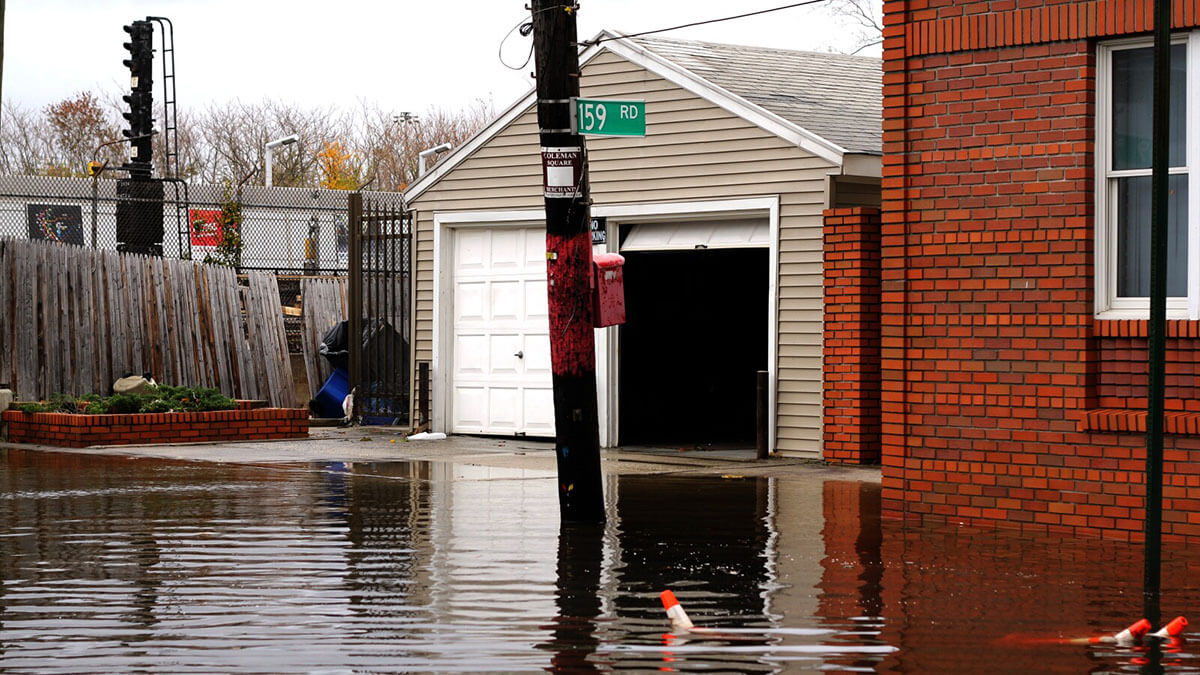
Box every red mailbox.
[592,252,626,327]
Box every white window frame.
[1096,35,1199,319]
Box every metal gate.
[347,192,413,425]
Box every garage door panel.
[524,231,546,268]
[525,282,548,321]
[523,387,555,434]
[490,228,525,271]
[454,334,489,376]
[490,280,524,321]
[454,281,487,322]
[455,229,489,272]
[453,387,487,429]
[489,334,524,376]
[523,334,552,376]
[488,387,521,430]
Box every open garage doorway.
[618,248,768,447]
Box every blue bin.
[312,367,348,419]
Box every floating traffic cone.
[1079,618,1152,646]
[1151,616,1188,639]
[999,618,1153,648]
[659,590,694,631]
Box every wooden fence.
[299,278,348,401]
[0,238,297,407]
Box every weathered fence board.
[300,278,348,401]
[241,272,297,408]
[17,246,35,400]
[1,238,298,404]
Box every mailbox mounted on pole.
[571,98,646,137]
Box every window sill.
[1093,319,1200,338]
[1079,409,1200,435]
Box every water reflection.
[2,448,1199,672]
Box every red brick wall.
[824,208,882,465]
[2,407,309,448]
[881,0,1200,540]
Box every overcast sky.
[3,0,881,116]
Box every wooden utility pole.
[530,0,605,524]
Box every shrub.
[10,386,238,415]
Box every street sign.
[572,98,646,136]
[591,217,607,245]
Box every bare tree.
[0,93,124,176]
[831,0,883,54]
[0,93,493,190]
[0,100,51,174]
[196,99,346,187]
[354,99,494,191]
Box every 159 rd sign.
[571,98,646,137]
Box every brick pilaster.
[824,207,883,465]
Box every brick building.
[823,0,1200,540]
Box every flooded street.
[2,448,1200,672]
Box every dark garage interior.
[619,247,768,446]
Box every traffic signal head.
[121,19,154,176]
[122,20,153,91]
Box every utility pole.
[530,0,605,524]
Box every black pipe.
[1144,0,1170,629]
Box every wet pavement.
[2,432,1200,672]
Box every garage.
[409,33,881,456]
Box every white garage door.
[450,226,555,437]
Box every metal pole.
[531,0,605,524]
[1144,0,1170,629]
[348,192,363,421]
[265,147,274,188]
[91,174,100,249]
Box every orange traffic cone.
[1150,616,1188,639]
[659,590,694,631]
[1066,618,1152,646]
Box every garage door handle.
[514,350,524,359]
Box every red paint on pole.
[546,230,595,376]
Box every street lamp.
[418,142,452,177]
[265,134,299,188]
[393,112,419,187]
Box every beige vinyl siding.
[410,49,838,455]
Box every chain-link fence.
[0,173,407,275]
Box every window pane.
[1112,44,1186,170]
[1116,174,1188,297]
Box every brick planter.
[1,407,309,448]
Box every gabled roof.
[629,36,882,155]
[406,31,882,202]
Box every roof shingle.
[630,36,882,154]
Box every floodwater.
[2,450,1199,673]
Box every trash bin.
[311,367,348,419]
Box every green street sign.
[572,98,646,137]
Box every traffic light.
[121,20,154,177]
[117,18,163,256]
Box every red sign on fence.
[189,209,223,247]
